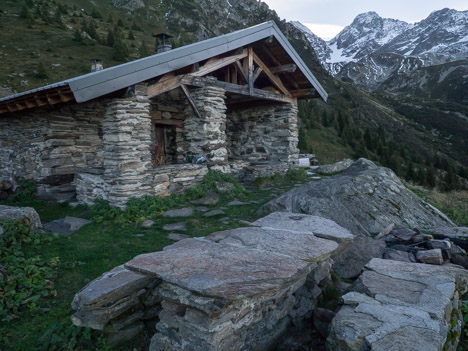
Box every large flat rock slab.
[125,238,311,300]
[251,211,354,243]
[206,227,338,263]
[327,258,468,351]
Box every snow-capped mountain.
[327,12,411,66]
[293,8,468,98]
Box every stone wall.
[153,164,208,197]
[182,87,229,172]
[71,212,349,350]
[0,103,105,181]
[226,102,299,166]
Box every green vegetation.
[0,170,312,350]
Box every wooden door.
[154,125,166,166]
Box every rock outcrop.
[327,258,468,351]
[0,205,42,230]
[261,158,453,235]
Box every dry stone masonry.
[0,84,300,207]
[327,258,468,351]
[71,212,348,349]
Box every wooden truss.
[146,45,319,110]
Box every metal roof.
[0,21,327,104]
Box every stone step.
[327,258,468,351]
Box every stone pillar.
[183,87,229,172]
[102,85,154,208]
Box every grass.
[0,171,313,351]
[409,186,468,226]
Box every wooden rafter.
[260,44,300,90]
[191,50,248,77]
[251,50,291,96]
[147,75,185,98]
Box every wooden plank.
[182,76,296,104]
[147,75,184,98]
[271,64,297,74]
[191,50,248,77]
[181,84,202,119]
[251,50,291,96]
[153,119,184,127]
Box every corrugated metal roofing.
[0,21,327,104]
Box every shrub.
[0,221,59,322]
[6,180,37,204]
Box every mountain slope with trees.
[0,0,466,190]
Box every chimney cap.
[153,33,173,39]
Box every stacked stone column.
[102,85,154,208]
[183,87,229,172]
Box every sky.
[261,0,468,40]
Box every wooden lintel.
[251,50,291,96]
[180,84,202,119]
[291,89,316,98]
[271,64,297,74]
[153,118,184,127]
[147,75,185,98]
[182,76,296,104]
[191,50,248,77]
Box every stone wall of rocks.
[327,258,468,351]
[182,87,229,172]
[71,265,162,346]
[0,103,105,181]
[153,164,208,197]
[226,102,299,166]
[71,212,352,349]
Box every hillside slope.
[1,0,466,188]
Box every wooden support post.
[248,47,254,96]
[181,84,202,119]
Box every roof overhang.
[0,21,327,115]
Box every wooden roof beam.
[182,76,296,104]
[191,49,248,77]
[147,75,185,98]
[251,50,291,97]
[271,64,297,74]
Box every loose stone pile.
[327,258,468,351]
[71,212,352,349]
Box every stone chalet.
[0,21,327,208]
